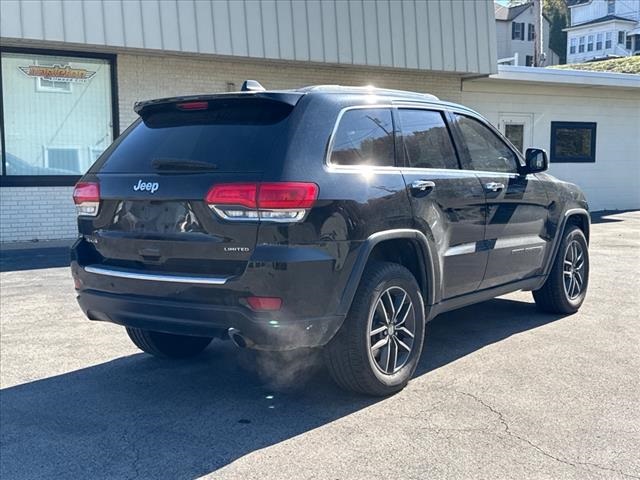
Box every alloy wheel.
[367,286,416,374]
[563,239,586,300]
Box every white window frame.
[43,146,83,172]
[607,0,615,15]
[33,60,73,94]
[579,36,586,52]
[605,32,612,49]
[596,32,603,50]
[570,37,577,54]
[587,35,594,51]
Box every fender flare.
[337,229,441,316]
[542,208,591,275]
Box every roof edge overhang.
[564,17,637,32]
[470,65,640,89]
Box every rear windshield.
[93,98,294,173]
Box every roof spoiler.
[134,90,304,116]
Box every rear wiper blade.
[152,158,218,171]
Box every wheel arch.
[565,210,590,243]
[337,229,441,316]
[543,208,591,276]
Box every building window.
[44,147,81,171]
[512,22,525,40]
[504,124,525,153]
[528,24,535,41]
[579,36,585,53]
[550,122,597,163]
[587,35,594,51]
[618,31,626,44]
[570,38,577,54]
[596,33,603,50]
[0,49,116,185]
[525,55,534,66]
[607,0,615,15]
[625,34,632,50]
[605,32,612,49]
[35,60,73,93]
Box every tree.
[544,0,569,63]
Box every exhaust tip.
[228,328,248,348]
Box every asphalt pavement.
[1,211,638,479]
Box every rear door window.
[398,109,459,169]
[329,108,395,167]
[94,98,293,173]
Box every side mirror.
[524,148,548,174]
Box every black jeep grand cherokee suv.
[71,83,590,396]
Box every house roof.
[566,14,638,30]
[494,1,533,21]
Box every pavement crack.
[455,390,639,479]
[120,428,141,480]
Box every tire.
[533,225,589,314]
[324,261,426,396]
[126,327,213,359]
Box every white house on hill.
[565,0,640,63]
[495,1,560,66]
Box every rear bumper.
[78,289,344,350]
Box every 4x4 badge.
[133,180,159,193]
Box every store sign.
[18,64,96,83]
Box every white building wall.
[462,78,640,212]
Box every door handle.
[410,180,436,192]
[484,182,505,192]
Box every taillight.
[73,182,100,216]
[205,182,318,222]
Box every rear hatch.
[77,94,301,278]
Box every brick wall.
[117,52,463,128]
[0,187,76,242]
[1,52,462,243]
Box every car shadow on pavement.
[0,246,71,272]
[590,209,638,224]
[0,298,564,479]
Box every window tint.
[454,114,518,174]
[399,109,458,169]
[330,108,395,167]
[95,98,293,173]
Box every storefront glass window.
[1,51,113,177]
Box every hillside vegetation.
[549,56,640,74]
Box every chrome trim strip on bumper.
[84,265,230,285]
